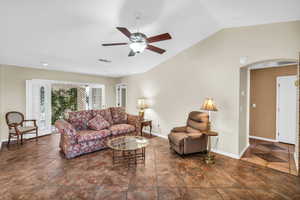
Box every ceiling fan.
[102,27,172,57]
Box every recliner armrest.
[186,132,203,139]
[171,126,187,132]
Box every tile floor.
[241,138,297,175]
[1,134,300,200]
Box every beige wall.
[121,21,300,156]
[250,65,297,139]
[0,65,118,141]
[239,67,248,154]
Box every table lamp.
[201,98,218,131]
[137,98,148,120]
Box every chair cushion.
[87,115,110,131]
[186,119,207,131]
[110,107,127,124]
[109,124,135,136]
[77,129,111,143]
[171,126,187,132]
[68,110,94,130]
[92,108,114,125]
[186,126,201,133]
[188,111,209,122]
[168,132,188,146]
[9,126,36,134]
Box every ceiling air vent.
[98,59,112,63]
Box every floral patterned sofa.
[55,107,141,159]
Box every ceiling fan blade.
[146,45,166,54]
[102,42,128,46]
[128,50,136,57]
[147,33,172,43]
[116,27,131,38]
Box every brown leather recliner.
[168,111,209,155]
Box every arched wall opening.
[239,58,299,175]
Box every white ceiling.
[0,0,299,77]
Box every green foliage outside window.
[51,88,77,124]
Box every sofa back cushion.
[110,107,127,124]
[68,110,94,130]
[87,115,110,131]
[92,108,114,125]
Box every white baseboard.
[143,130,168,139]
[1,131,52,143]
[239,143,250,158]
[143,130,248,160]
[211,148,240,159]
[249,136,278,142]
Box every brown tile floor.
[241,139,297,175]
[1,133,300,200]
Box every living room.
[1,0,300,199]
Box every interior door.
[26,80,52,136]
[277,76,297,144]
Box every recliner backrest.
[186,111,208,132]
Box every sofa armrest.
[127,114,142,135]
[55,120,77,144]
[171,126,187,133]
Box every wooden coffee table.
[107,136,149,166]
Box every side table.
[141,120,152,136]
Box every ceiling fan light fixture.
[129,41,147,53]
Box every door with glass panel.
[26,80,52,136]
[116,84,127,107]
[88,85,106,109]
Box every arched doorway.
[239,58,299,175]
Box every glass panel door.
[116,84,127,108]
[26,80,52,136]
[88,85,105,109]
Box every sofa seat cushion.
[68,110,94,130]
[92,108,114,125]
[168,132,188,146]
[110,107,127,124]
[77,129,111,143]
[109,124,135,136]
[87,115,110,131]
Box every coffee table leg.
[143,147,145,164]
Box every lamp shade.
[201,98,218,111]
[137,98,148,109]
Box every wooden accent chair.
[5,111,38,147]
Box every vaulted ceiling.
[0,0,299,77]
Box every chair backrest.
[6,111,24,126]
[186,111,209,132]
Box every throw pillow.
[110,107,127,124]
[87,115,110,130]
